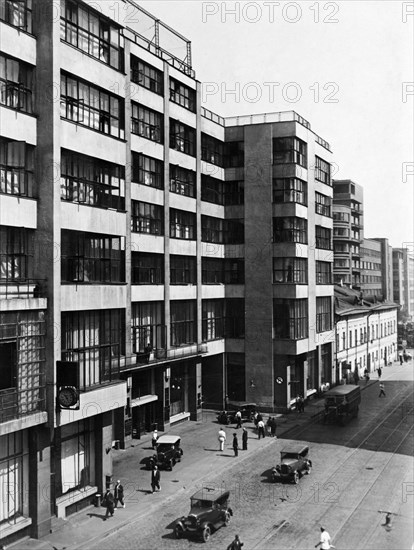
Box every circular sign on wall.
[276,377,284,384]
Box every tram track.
[252,386,414,549]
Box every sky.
[137,0,413,249]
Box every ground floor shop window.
[0,431,28,525]
[60,420,94,495]
[170,364,186,416]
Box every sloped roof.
[334,285,399,317]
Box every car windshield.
[281,453,299,460]
[191,499,212,509]
[157,443,174,453]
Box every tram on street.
[323,384,361,425]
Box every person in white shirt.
[315,527,333,549]
[218,427,226,451]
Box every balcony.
[0,279,46,300]
[121,343,208,371]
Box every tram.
[323,384,361,425]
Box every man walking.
[377,366,382,379]
[257,419,265,439]
[399,351,403,365]
[102,488,115,519]
[379,382,386,397]
[227,534,244,550]
[235,410,242,429]
[242,427,248,450]
[151,465,161,493]
[315,526,333,549]
[114,479,125,509]
[232,433,239,457]
[218,427,226,451]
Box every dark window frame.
[315,191,332,217]
[316,261,333,284]
[170,208,196,240]
[273,257,308,284]
[273,177,307,205]
[131,252,164,285]
[131,103,163,144]
[170,255,197,285]
[201,133,224,167]
[315,226,332,250]
[0,226,32,281]
[202,299,225,341]
[273,217,307,244]
[0,52,33,114]
[315,156,331,186]
[0,138,34,197]
[170,300,197,347]
[170,164,196,198]
[169,77,196,112]
[0,0,32,33]
[132,152,163,190]
[316,297,332,333]
[169,119,196,157]
[273,137,307,168]
[273,298,309,340]
[131,200,164,235]
[131,56,163,95]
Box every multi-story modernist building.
[360,238,382,299]
[332,179,364,289]
[393,248,414,321]
[0,0,333,543]
[334,286,398,382]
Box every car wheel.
[293,472,299,484]
[224,511,231,526]
[174,525,184,539]
[202,525,211,542]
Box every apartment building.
[334,286,398,382]
[393,248,414,321]
[0,0,334,542]
[332,179,364,289]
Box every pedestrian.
[151,465,161,493]
[232,433,239,457]
[296,394,301,412]
[235,410,242,429]
[151,428,158,449]
[270,417,277,438]
[218,427,226,451]
[378,382,386,397]
[227,534,244,550]
[399,351,403,365]
[114,479,125,509]
[257,419,265,439]
[102,488,115,519]
[377,367,382,379]
[253,411,259,426]
[315,526,332,549]
[300,395,305,413]
[242,427,248,450]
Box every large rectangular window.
[131,200,164,235]
[273,137,307,168]
[170,209,196,240]
[202,258,244,284]
[61,309,124,389]
[0,53,33,113]
[61,230,123,283]
[0,432,28,526]
[273,178,307,205]
[201,216,244,244]
[170,165,196,198]
[131,103,163,143]
[273,217,307,244]
[315,192,332,217]
[201,133,224,167]
[274,299,308,340]
[0,0,32,32]
[315,156,331,186]
[60,73,124,138]
[169,78,196,112]
[170,119,196,156]
[170,255,196,285]
[132,152,163,190]
[316,297,332,332]
[273,258,307,284]
[131,56,163,95]
[60,0,123,70]
[224,141,244,168]
[201,176,244,205]
[0,226,32,281]
[316,261,333,284]
[202,300,225,341]
[131,301,165,356]
[170,300,196,347]
[0,138,34,197]
[131,253,164,285]
[315,226,332,250]
[61,149,125,210]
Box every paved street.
[10,358,413,550]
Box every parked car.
[148,434,183,470]
[272,444,312,484]
[226,401,257,423]
[216,410,232,425]
[174,488,233,542]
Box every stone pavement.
[6,358,408,550]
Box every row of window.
[337,321,397,351]
[273,259,332,284]
[274,297,332,339]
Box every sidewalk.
[6,362,404,550]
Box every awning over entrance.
[130,394,158,408]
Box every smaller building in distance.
[334,285,399,383]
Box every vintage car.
[226,402,257,423]
[174,488,233,542]
[272,444,312,484]
[148,434,183,470]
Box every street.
[83,363,413,550]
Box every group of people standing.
[101,480,125,520]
